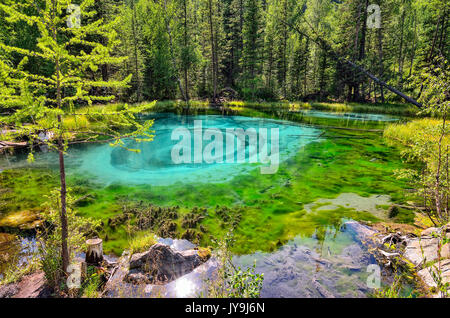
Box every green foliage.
[385,56,450,225]
[39,241,63,290]
[224,262,264,298]
[0,2,156,280]
[38,188,100,288]
[41,189,101,256]
[416,56,450,118]
[207,232,264,298]
[0,0,156,151]
[373,275,414,298]
[80,266,103,298]
[0,0,448,103]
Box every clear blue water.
[0,113,322,185]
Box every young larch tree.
[0,0,154,277]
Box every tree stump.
[85,238,103,265]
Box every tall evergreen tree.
[241,0,263,98]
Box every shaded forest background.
[1,0,448,104]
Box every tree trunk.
[57,116,69,275]
[52,2,69,276]
[377,26,385,103]
[418,14,442,99]
[358,0,369,100]
[164,0,187,101]
[398,4,406,89]
[183,0,190,102]
[435,115,446,220]
[208,0,217,101]
[277,15,422,108]
[239,0,244,51]
[409,11,417,78]
[345,60,422,107]
[282,0,288,98]
[131,1,141,102]
[438,14,447,53]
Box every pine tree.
[241,0,263,98]
[222,0,243,88]
[117,0,143,102]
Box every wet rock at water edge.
[125,243,210,284]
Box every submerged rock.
[304,193,392,219]
[233,222,379,298]
[0,210,42,230]
[343,221,378,245]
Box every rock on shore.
[402,224,450,296]
[0,271,50,298]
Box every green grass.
[128,231,157,254]
[385,118,448,148]
[223,100,419,117]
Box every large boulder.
[126,243,208,284]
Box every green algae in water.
[0,111,412,255]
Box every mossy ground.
[0,106,418,255]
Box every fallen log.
[277,14,423,108]
[0,141,27,149]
